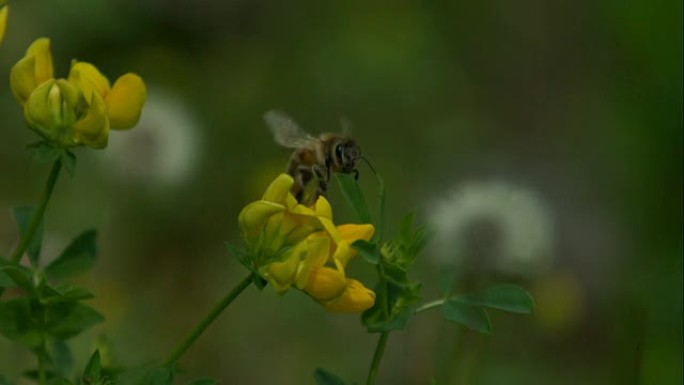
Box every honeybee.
[264,110,362,205]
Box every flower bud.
[23,79,87,147]
[319,279,376,313]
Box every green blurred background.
[0,1,681,384]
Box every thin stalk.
[163,273,253,368]
[38,308,47,385]
[365,263,391,385]
[414,299,445,314]
[366,331,389,385]
[38,347,46,385]
[10,160,62,263]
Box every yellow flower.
[10,38,53,104]
[293,224,376,313]
[9,37,146,149]
[0,3,8,46]
[239,173,376,312]
[239,174,328,269]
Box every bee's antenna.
[361,156,377,176]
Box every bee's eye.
[335,143,344,160]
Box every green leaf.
[334,173,372,223]
[225,241,251,270]
[83,350,102,383]
[45,230,97,280]
[0,375,12,385]
[38,281,95,305]
[362,279,422,333]
[30,142,62,164]
[187,379,218,385]
[45,302,104,340]
[41,285,95,305]
[454,285,535,314]
[441,300,492,334]
[0,268,13,288]
[314,368,346,385]
[61,150,77,177]
[13,205,44,267]
[352,240,379,264]
[0,298,43,347]
[382,261,410,286]
[398,211,416,241]
[0,263,36,295]
[374,174,386,242]
[365,307,414,333]
[49,340,74,377]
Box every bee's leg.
[352,169,359,181]
[312,164,328,194]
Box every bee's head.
[335,138,361,172]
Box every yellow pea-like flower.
[10,38,54,104]
[68,61,111,102]
[23,79,86,147]
[10,37,146,150]
[0,3,8,46]
[239,173,376,312]
[72,92,109,149]
[239,174,325,261]
[105,73,147,130]
[319,279,376,313]
[303,266,347,301]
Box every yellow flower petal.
[239,201,285,240]
[294,234,331,289]
[314,196,333,220]
[105,73,146,130]
[73,92,109,149]
[23,79,84,146]
[318,217,341,243]
[68,61,111,102]
[26,38,53,86]
[0,4,8,46]
[10,38,54,104]
[331,241,355,268]
[304,267,347,301]
[263,247,302,294]
[11,56,39,104]
[262,174,294,203]
[337,223,375,244]
[320,279,376,313]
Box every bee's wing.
[264,110,317,149]
[339,115,353,136]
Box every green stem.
[414,299,445,314]
[10,160,62,263]
[366,331,389,385]
[38,308,47,385]
[38,347,46,385]
[365,262,391,385]
[163,273,253,368]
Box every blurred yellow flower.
[0,3,8,45]
[9,37,146,149]
[239,173,376,312]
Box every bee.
[264,110,362,205]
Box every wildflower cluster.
[238,174,376,312]
[0,4,535,385]
[10,38,146,149]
